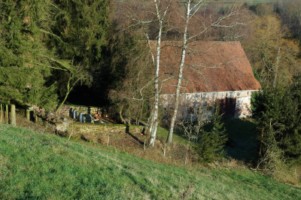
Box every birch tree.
[112,0,240,145]
[110,0,171,146]
[167,0,240,144]
[167,0,207,144]
[147,0,171,146]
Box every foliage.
[48,0,109,108]
[243,12,301,88]
[224,119,258,163]
[0,124,300,199]
[198,111,228,162]
[253,76,301,169]
[50,0,108,66]
[0,0,57,109]
[276,0,301,41]
[0,0,110,110]
[106,24,153,124]
[179,107,227,162]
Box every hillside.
[0,125,300,199]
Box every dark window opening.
[218,97,236,118]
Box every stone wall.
[160,90,258,119]
[59,123,140,144]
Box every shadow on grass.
[224,118,259,163]
[125,124,144,146]
[161,119,259,164]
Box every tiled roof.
[150,41,261,93]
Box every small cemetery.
[67,106,112,124]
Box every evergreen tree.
[198,111,227,162]
[49,0,109,109]
[0,0,57,109]
[253,76,301,166]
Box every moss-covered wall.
[63,123,142,144]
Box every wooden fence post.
[10,104,16,126]
[26,109,31,121]
[5,104,9,124]
[0,104,3,123]
[34,111,38,123]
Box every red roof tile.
[151,41,261,93]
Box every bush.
[179,107,228,162]
[253,75,301,169]
[198,112,227,162]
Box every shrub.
[179,107,228,162]
[198,112,227,162]
[253,75,301,169]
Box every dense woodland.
[1,0,301,178]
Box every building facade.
[151,41,261,119]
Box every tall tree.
[167,0,239,144]
[243,13,301,88]
[49,0,109,110]
[253,76,301,167]
[276,0,301,41]
[107,24,153,125]
[0,0,58,109]
[114,0,173,146]
[112,0,240,145]
[167,0,193,144]
[144,0,171,146]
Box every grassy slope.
[0,125,300,200]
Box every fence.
[0,103,16,126]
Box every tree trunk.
[147,23,161,146]
[147,0,168,147]
[10,104,16,126]
[56,76,79,113]
[56,90,71,113]
[167,0,191,144]
[119,106,126,124]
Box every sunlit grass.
[0,124,300,199]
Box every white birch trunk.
[148,0,164,147]
[167,0,192,144]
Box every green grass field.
[0,124,300,199]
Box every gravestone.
[79,113,84,123]
[72,110,78,119]
[85,114,93,123]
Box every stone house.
[153,41,261,119]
